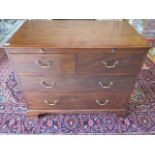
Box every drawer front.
[5,48,146,54]
[25,92,128,111]
[78,51,146,75]
[18,75,136,93]
[9,54,75,75]
[6,48,76,54]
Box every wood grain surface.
[25,92,128,111]
[8,53,76,75]
[3,20,151,117]
[4,20,150,48]
[18,75,136,93]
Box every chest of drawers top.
[4,20,150,49]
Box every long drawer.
[18,75,136,93]
[6,48,146,54]
[8,53,76,75]
[25,92,128,111]
[78,51,146,75]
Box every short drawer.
[78,51,146,75]
[18,75,136,93]
[25,92,128,111]
[8,54,75,75]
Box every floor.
[129,19,155,62]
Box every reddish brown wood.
[24,92,128,111]
[18,75,136,93]
[78,51,146,75]
[3,20,151,118]
[8,53,76,75]
[5,48,149,54]
[4,20,150,48]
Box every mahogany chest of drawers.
[3,20,150,117]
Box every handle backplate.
[35,57,53,68]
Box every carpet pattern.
[0,49,155,134]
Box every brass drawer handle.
[96,99,109,106]
[39,48,46,53]
[98,81,113,89]
[111,48,116,53]
[101,60,119,69]
[44,99,58,106]
[40,81,56,89]
[35,59,53,68]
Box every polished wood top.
[5,20,150,48]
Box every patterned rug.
[0,49,155,134]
